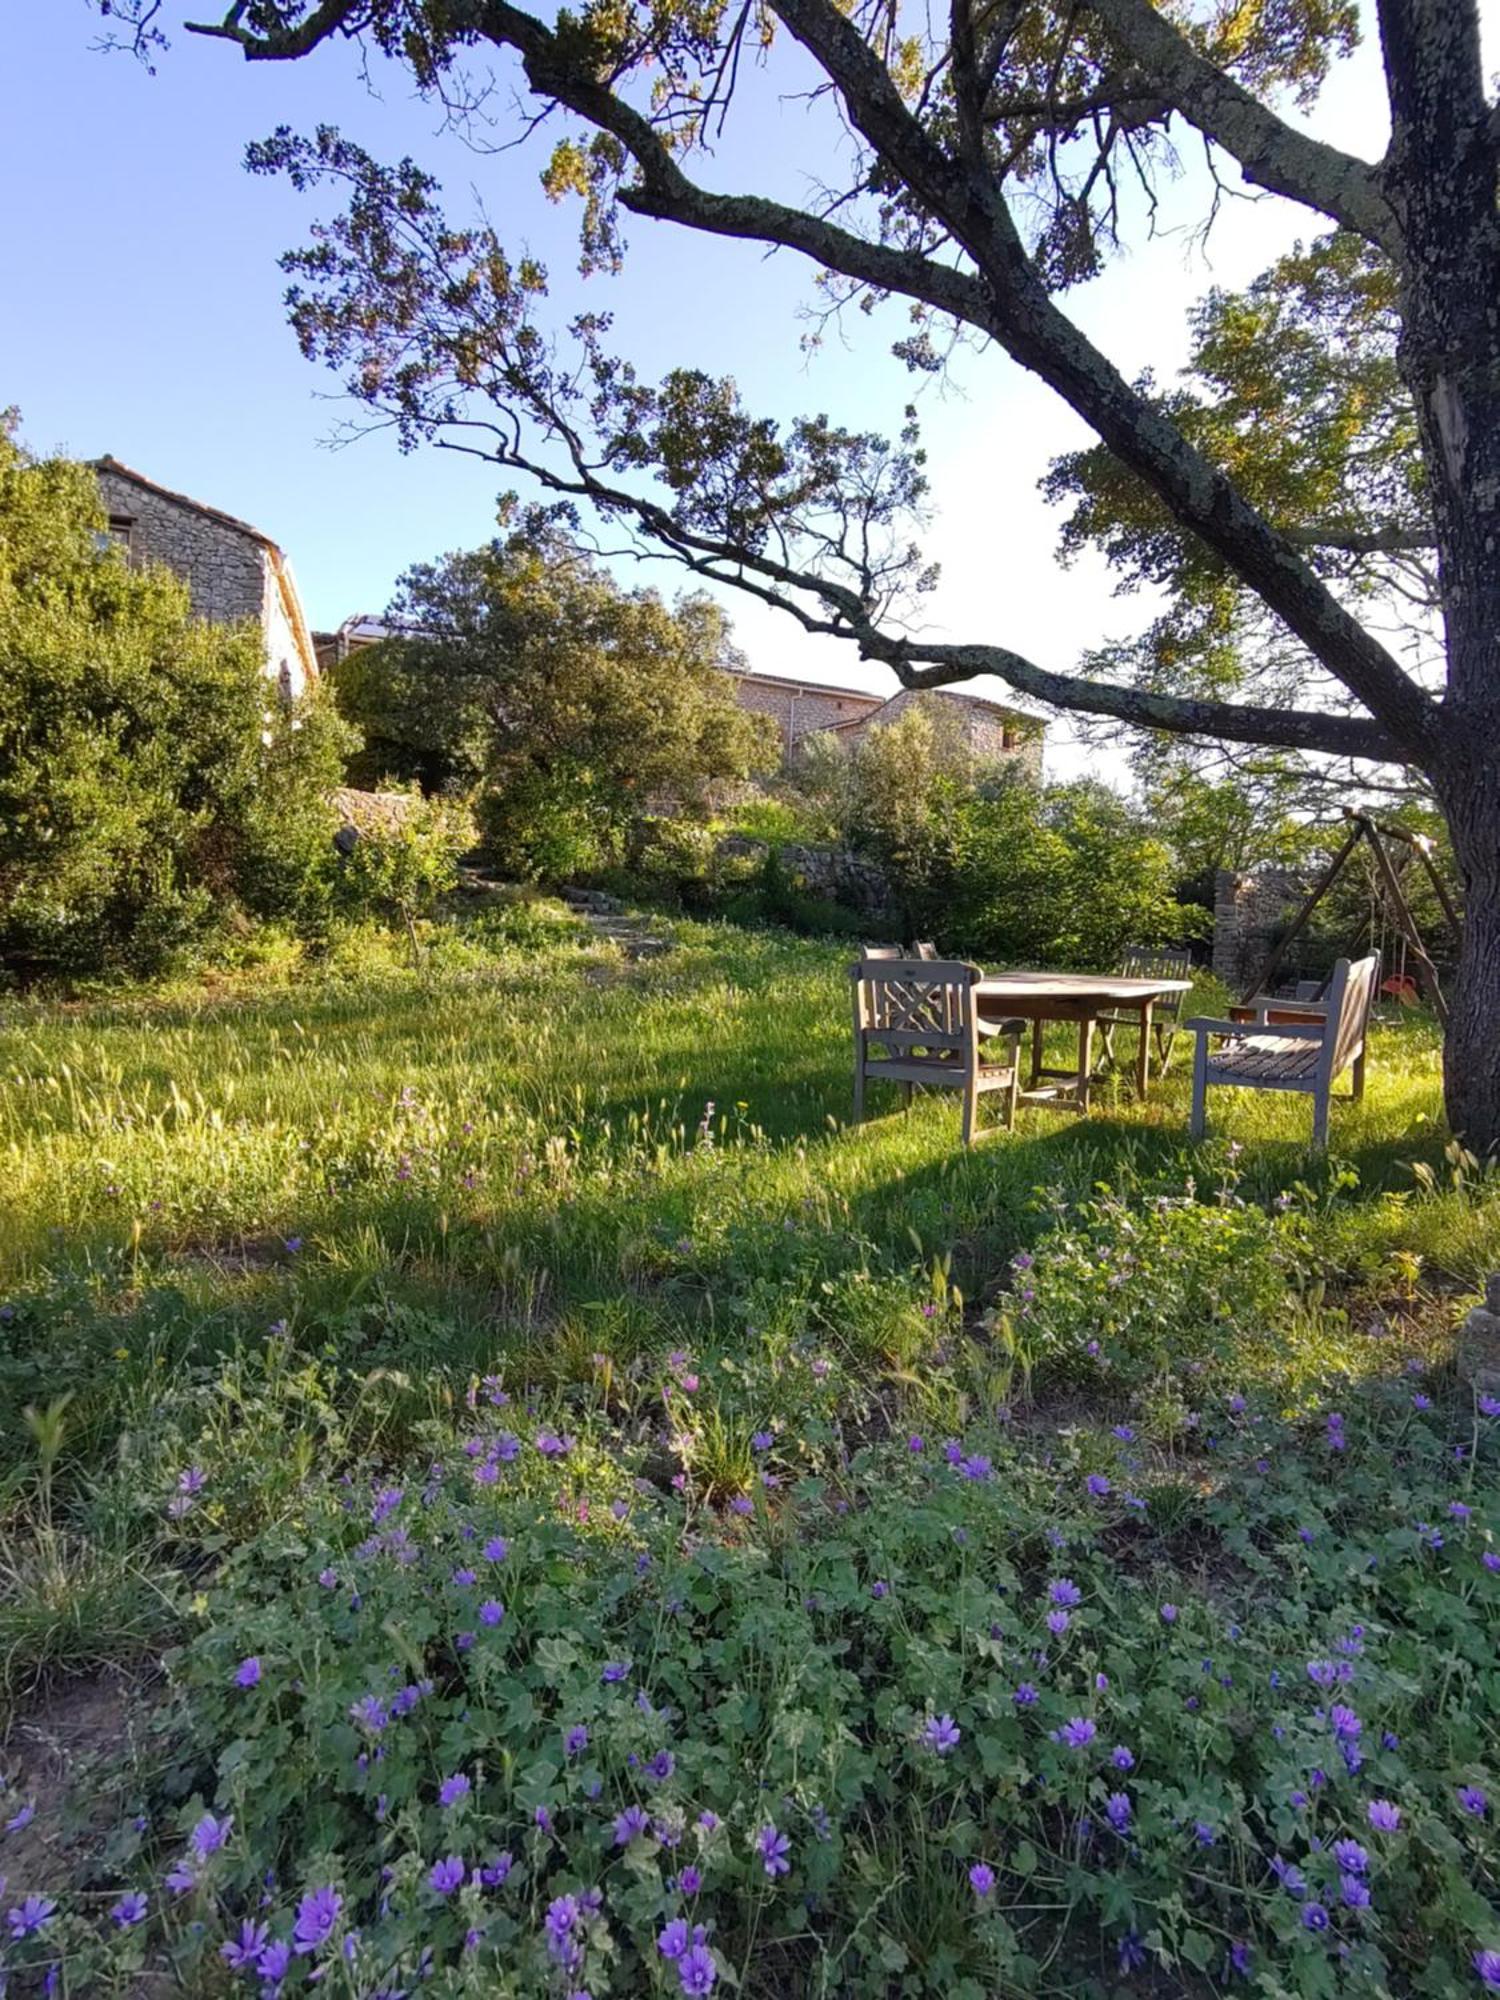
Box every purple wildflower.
[1054,1717,1097,1750]
[757,1824,791,1877]
[923,1714,961,1755]
[1368,1799,1401,1832]
[1106,1792,1132,1832]
[614,1806,651,1846]
[234,1656,261,1689]
[1046,1609,1071,1636]
[1473,1951,1500,1991]
[190,1813,233,1859]
[1302,1902,1330,1932]
[1332,1840,1368,1873]
[1048,1578,1082,1607]
[565,1726,590,1756]
[602,1661,631,1684]
[658,1919,690,1961]
[439,1774,471,1808]
[969,1861,996,1895]
[479,1599,505,1627]
[1085,1473,1111,1498]
[111,1891,148,1928]
[293,1886,343,1953]
[7,1895,57,1939]
[1013,1683,1038,1706]
[1111,1745,1135,1770]
[678,1865,702,1895]
[221,1919,270,1969]
[430,1856,465,1894]
[680,1941,718,1995]
[1459,1786,1489,1818]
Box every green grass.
[0,915,1488,1509]
[2,912,1498,1995]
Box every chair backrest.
[1117,945,1194,1019]
[913,939,939,961]
[1317,954,1381,1085]
[861,942,903,959]
[851,958,981,1053]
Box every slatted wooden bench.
[1187,953,1379,1149]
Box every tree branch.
[432,417,1403,762]
[1280,522,1436,553]
[768,0,1438,756]
[185,0,366,56]
[1078,0,1401,254]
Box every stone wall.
[715,834,898,923]
[724,672,885,752]
[94,466,313,697]
[1212,866,1309,994]
[97,466,267,627]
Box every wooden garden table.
[974,970,1193,1113]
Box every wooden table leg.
[1135,1000,1153,1099]
[1076,1017,1094,1113]
[1030,1017,1045,1088]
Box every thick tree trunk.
[1377,0,1500,1151]
[1436,746,1500,1153]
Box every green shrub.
[0,422,353,980]
[1000,1172,1318,1385]
[331,790,476,939]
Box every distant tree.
[0,416,351,978]
[350,528,777,879]
[941,779,1191,970]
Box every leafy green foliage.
[0,419,353,980]
[1044,233,1427,756]
[331,790,476,939]
[330,525,777,882]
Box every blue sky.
[4,3,1396,778]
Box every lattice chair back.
[853,958,978,1054]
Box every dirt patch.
[2,1670,159,1896]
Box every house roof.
[721,665,887,708]
[723,662,1036,727]
[91,456,285,550]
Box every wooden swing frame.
[1242,810,1461,1028]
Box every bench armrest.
[1185,1016,1249,1038]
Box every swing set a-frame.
[1244,809,1462,1028]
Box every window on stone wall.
[107,515,135,553]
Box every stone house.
[91,457,319,696]
[721,665,1043,776]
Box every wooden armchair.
[850,957,1024,1145]
[1187,954,1379,1149]
[1098,946,1195,1071]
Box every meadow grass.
[0,913,1497,1997]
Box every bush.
[331,790,476,940]
[997,1170,1319,1387]
[0,424,353,980]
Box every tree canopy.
[335,527,777,877]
